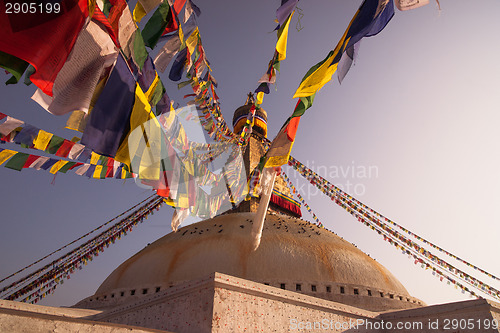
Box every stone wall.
[0,299,167,333]
[90,272,382,333]
[378,298,500,333]
[211,273,378,333]
[92,275,216,333]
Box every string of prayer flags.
[1,196,164,303]
[0,0,89,96]
[0,147,134,179]
[0,194,158,285]
[281,171,322,227]
[265,0,395,168]
[287,155,500,283]
[287,156,500,300]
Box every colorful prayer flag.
[0,0,89,96]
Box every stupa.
[2,96,499,333]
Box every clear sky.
[0,0,499,308]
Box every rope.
[0,193,157,285]
[288,156,500,300]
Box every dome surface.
[96,212,412,305]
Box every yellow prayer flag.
[256,91,264,105]
[93,165,104,178]
[0,149,17,166]
[33,130,53,151]
[133,1,147,23]
[179,23,184,44]
[276,11,294,61]
[292,53,339,99]
[145,72,160,102]
[90,151,100,165]
[292,7,360,99]
[115,84,154,168]
[50,160,68,174]
[88,0,96,17]
[185,27,199,55]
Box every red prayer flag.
[23,154,39,168]
[161,0,186,35]
[106,158,114,177]
[55,139,75,158]
[68,162,83,171]
[0,0,88,96]
[92,6,120,48]
[106,0,128,45]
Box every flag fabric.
[184,0,201,23]
[276,0,299,27]
[13,125,38,146]
[0,149,17,166]
[114,83,155,168]
[4,152,29,170]
[276,12,294,61]
[266,0,394,168]
[29,156,50,170]
[169,47,188,81]
[0,116,24,136]
[81,54,136,157]
[55,140,76,158]
[33,130,53,151]
[0,51,29,85]
[31,20,118,116]
[294,0,394,98]
[133,0,162,22]
[0,0,89,96]
[395,0,429,11]
[45,136,65,154]
[141,2,175,49]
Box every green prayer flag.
[58,161,77,173]
[141,3,172,49]
[45,136,65,154]
[4,152,29,171]
[0,51,29,85]
[133,29,148,70]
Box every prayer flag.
[153,32,181,73]
[0,116,24,136]
[81,54,136,157]
[266,0,394,167]
[33,130,53,151]
[55,140,76,158]
[13,124,38,146]
[276,12,294,61]
[45,136,65,155]
[115,83,155,167]
[0,51,29,85]
[142,2,175,49]
[29,156,50,170]
[31,20,118,116]
[184,0,201,23]
[0,0,89,96]
[4,152,29,171]
[0,149,17,166]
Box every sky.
[1,0,500,308]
